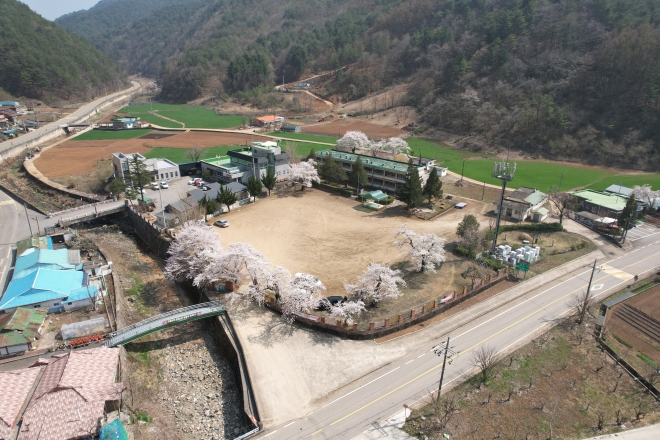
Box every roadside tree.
[457,214,480,237]
[398,159,424,209]
[344,262,406,306]
[306,148,316,161]
[198,194,216,221]
[320,154,347,184]
[471,345,497,383]
[548,186,579,224]
[422,167,443,203]
[633,184,660,212]
[129,154,152,200]
[246,175,263,201]
[568,289,594,324]
[394,224,446,272]
[290,159,320,190]
[348,157,368,191]
[337,130,370,152]
[186,146,204,163]
[164,221,222,283]
[617,195,638,228]
[261,169,277,195]
[195,242,267,287]
[107,178,126,197]
[216,186,238,211]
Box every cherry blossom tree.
[290,159,320,190]
[164,221,223,283]
[633,185,660,210]
[329,300,366,325]
[344,262,406,306]
[394,224,446,273]
[194,242,267,287]
[245,264,291,305]
[337,131,370,152]
[381,137,410,157]
[278,273,326,322]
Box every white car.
[188,179,195,185]
[214,219,229,228]
[160,182,169,189]
[294,273,323,288]
[151,183,160,190]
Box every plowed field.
[34,130,270,178]
[302,119,404,138]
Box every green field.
[118,103,192,113]
[130,113,183,128]
[406,138,491,162]
[268,132,338,144]
[586,174,660,191]
[143,146,236,163]
[73,129,152,140]
[158,109,243,129]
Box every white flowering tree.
[278,274,326,322]
[245,264,292,305]
[344,262,406,306]
[194,242,267,287]
[633,185,660,210]
[329,300,366,325]
[337,131,370,152]
[164,221,223,283]
[394,224,446,273]
[381,137,410,157]
[290,159,320,190]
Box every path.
[148,110,185,127]
[304,90,334,108]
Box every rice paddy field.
[73,129,153,140]
[119,104,243,129]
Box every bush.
[379,195,395,205]
[637,353,657,367]
[612,334,633,348]
[483,257,505,270]
[500,223,563,233]
[454,245,476,259]
[318,182,353,197]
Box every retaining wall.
[125,203,172,260]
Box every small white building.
[493,187,548,221]
[112,152,181,183]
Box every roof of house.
[0,307,47,343]
[604,184,634,197]
[0,269,98,311]
[256,115,280,122]
[19,346,122,440]
[534,207,549,215]
[281,123,300,129]
[188,182,247,203]
[506,187,548,206]
[0,367,42,439]
[571,189,627,212]
[13,249,81,278]
[167,196,197,214]
[16,236,52,257]
[362,190,388,201]
[316,149,422,173]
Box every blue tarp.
[100,419,128,440]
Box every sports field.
[118,103,192,113]
[73,129,153,141]
[587,174,660,191]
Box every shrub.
[612,334,633,349]
[379,195,395,205]
[454,245,476,259]
[483,257,505,270]
[500,223,563,233]
[318,182,353,197]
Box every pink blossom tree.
[278,273,326,322]
[164,221,223,283]
[394,224,446,272]
[329,300,366,325]
[194,242,268,287]
[290,159,320,190]
[344,262,406,306]
[337,131,370,152]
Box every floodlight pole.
[491,161,516,253]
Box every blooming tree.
[290,159,320,189]
[164,221,223,283]
[380,137,410,157]
[329,300,366,325]
[337,131,370,152]
[278,273,326,322]
[394,224,446,273]
[245,264,291,305]
[194,242,268,287]
[633,185,660,210]
[344,262,406,305]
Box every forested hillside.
[63,0,660,169]
[0,0,127,101]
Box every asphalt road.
[258,234,660,440]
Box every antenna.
[491,160,516,253]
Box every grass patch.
[269,132,338,144]
[143,146,237,163]
[129,113,182,128]
[118,103,192,113]
[637,353,657,368]
[613,334,633,348]
[406,137,491,163]
[158,109,243,129]
[73,129,152,141]
[586,174,660,192]
[134,410,153,423]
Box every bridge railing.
[112,301,225,338]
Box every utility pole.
[158,185,165,228]
[24,203,33,236]
[32,216,41,236]
[482,181,485,201]
[433,337,459,400]
[559,172,563,192]
[461,160,465,181]
[491,161,516,253]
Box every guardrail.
[47,199,117,217]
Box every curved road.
[258,233,660,439]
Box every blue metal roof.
[14,249,78,277]
[0,269,93,311]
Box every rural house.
[280,122,301,133]
[0,367,41,439]
[571,189,627,219]
[251,115,284,127]
[493,187,548,221]
[0,307,47,358]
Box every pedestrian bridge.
[107,301,226,347]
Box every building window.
[34,305,40,308]
[175,171,178,176]
[67,302,73,305]
[53,302,60,306]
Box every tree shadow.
[246,317,295,348]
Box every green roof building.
[571,189,627,219]
[0,307,47,358]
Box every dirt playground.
[302,119,405,138]
[34,130,270,178]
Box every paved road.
[0,81,141,155]
[585,423,660,439]
[258,235,660,439]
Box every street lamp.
[433,337,459,400]
[491,161,516,253]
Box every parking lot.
[135,176,192,212]
[625,223,660,241]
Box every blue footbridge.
[107,301,226,347]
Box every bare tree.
[548,185,579,224]
[186,146,204,163]
[596,410,606,430]
[471,345,497,383]
[568,289,594,324]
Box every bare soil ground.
[74,222,247,439]
[604,284,660,365]
[404,318,660,439]
[302,119,405,138]
[34,130,271,178]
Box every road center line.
[316,367,400,411]
[282,422,294,428]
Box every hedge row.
[318,183,354,197]
[454,245,476,259]
[499,222,564,233]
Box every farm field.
[302,119,405,138]
[159,109,243,129]
[130,113,183,128]
[268,132,338,144]
[73,129,152,140]
[118,103,192,113]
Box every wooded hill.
[60,0,660,169]
[0,0,127,102]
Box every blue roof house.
[0,269,98,314]
[13,248,82,279]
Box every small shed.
[61,317,110,340]
[281,123,301,133]
[531,207,549,222]
[361,190,388,202]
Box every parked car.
[188,179,196,185]
[160,182,169,189]
[214,219,229,228]
[316,295,347,311]
[294,273,323,288]
[151,183,160,190]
